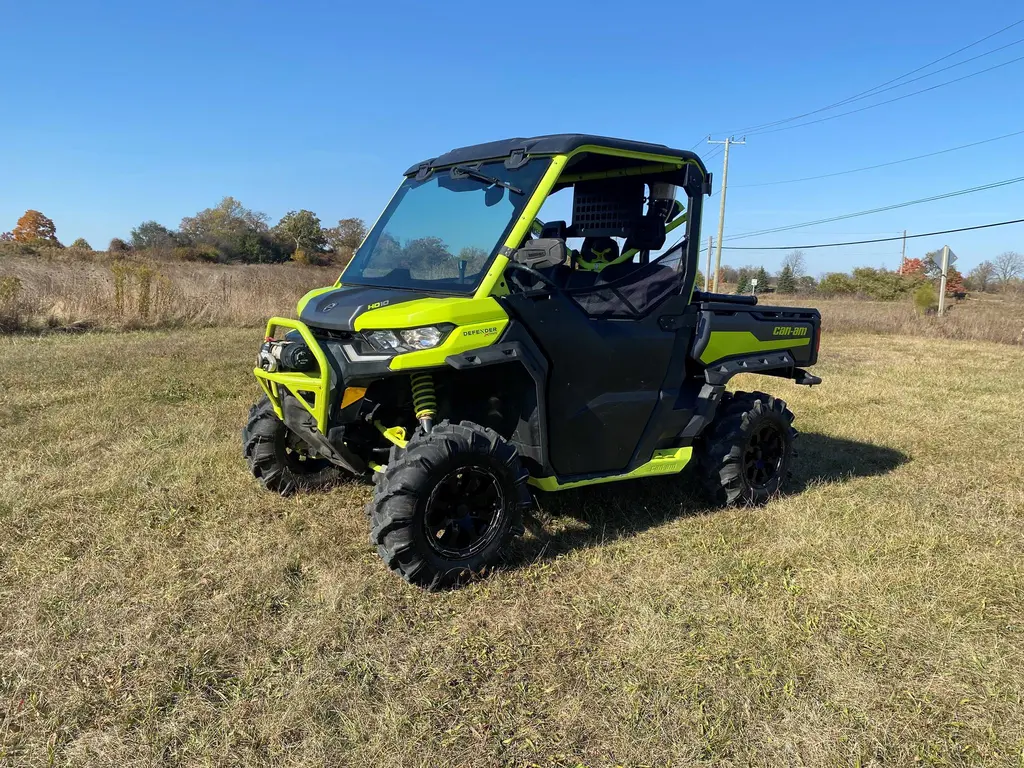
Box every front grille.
[311,328,356,342]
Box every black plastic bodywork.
[502,293,677,475]
[691,302,822,369]
[406,134,705,177]
[299,284,432,333]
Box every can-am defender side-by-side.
[242,134,822,589]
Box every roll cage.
[395,134,712,307]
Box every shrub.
[0,275,22,303]
[798,275,817,292]
[914,283,938,315]
[70,238,92,250]
[110,261,162,319]
[0,240,38,256]
[330,246,356,269]
[111,261,131,315]
[0,275,24,332]
[818,272,856,297]
[852,267,912,301]
[136,265,153,318]
[172,244,221,262]
[291,248,334,267]
[109,238,131,254]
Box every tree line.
[4,206,1023,297]
[720,249,1023,298]
[0,199,367,267]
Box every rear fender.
[692,304,821,368]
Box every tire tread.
[369,420,530,589]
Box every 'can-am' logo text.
[773,326,808,337]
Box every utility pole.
[937,244,950,316]
[899,230,907,274]
[705,235,713,291]
[707,136,745,292]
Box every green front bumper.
[253,317,332,434]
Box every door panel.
[503,292,677,475]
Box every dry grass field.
[0,253,329,332]
[2,251,1022,347]
[769,293,1024,347]
[2,326,1023,766]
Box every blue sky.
[2,0,1022,275]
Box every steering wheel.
[505,261,562,293]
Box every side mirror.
[513,238,566,269]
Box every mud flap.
[280,391,366,476]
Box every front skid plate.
[279,392,366,476]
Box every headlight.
[362,325,451,354]
[365,330,402,352]
[399,326,443,349]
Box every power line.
[732,128,1024,188]
[746,53,1024,136]
[820,35,1024,105]
[728,18,1024,135]
[842,18,1024,101]
[703,147,724,166]
[721,217,1024,250]
[726,175,1024,240]
[749,33,1024,133]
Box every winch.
[256,339,315,373]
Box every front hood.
[298,285,433,332]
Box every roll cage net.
[563,243,686,319]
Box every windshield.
[341,159,551,294]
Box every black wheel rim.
[742,422,786,490]
[423,466,505,559]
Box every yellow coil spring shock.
[410,372,437,433]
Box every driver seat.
[561,237,619,290]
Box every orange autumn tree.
[906,254,964,295]
[899,257,926,277]
[944,266,965,295]
[12,210,61,246]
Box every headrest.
[577,237,620,272]
[540,220,566,240]
[624,214,666,253]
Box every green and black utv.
[242,134,822,588]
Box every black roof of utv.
[404,134,707,176]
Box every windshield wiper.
[450,165,524,195]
